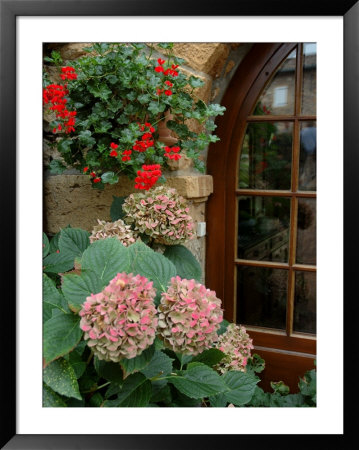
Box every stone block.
[172,43,230,78]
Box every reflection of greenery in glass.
[238,114,292,190]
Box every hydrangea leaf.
[163,245,202,282]
[65,351,86,379]
[209,392,228,407]
[94,357,124,383]
[43,251,75,274]
[140,350,174,379]
[120,344,155,379]
[43,311,82,365]
[103,373,152,407]
[43,358,82,400]
[191,348,225,368]
[62,269,102,313]
[110,196,126,221]
[125,241,176,299]
[43,232,50,258]
[80,238,128,285]
[43,273,69,322]
[43,384,67,407]
[221,370,259,406]
[217,318,230,336]
[150,381,172,404]
[168,363,228,399]
[58,227,90,260]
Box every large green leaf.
[103,373,152,407]
[43,384,67,407]
[94,358,124,383]
[43,311,82,365]
[120,344,155,378]
[163,245,202,282]
[140,350,174,379]
[168,363,228,399]
[191,348,225,367]
[43,273,69,322]
[80,238,128,284]
[43,251,75,274]
[221,370,259,406]
[58,227,90,260]
[43,358,82,400]
[125,241,176,299]
[43,233,50,258]
[62,269,102,313]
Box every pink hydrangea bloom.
[79,272,158,361]
[214,323,254,374]
[157,276,223,355]
[89,219,137,247]
[123,186,195,245]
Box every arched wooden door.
[206,43,316,392]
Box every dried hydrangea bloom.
[89,219,137,247]
[214,323,254,374]
[157,276,223,355]
[79,272,158,361]
[122,186,195,245]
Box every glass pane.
[237,266,287,330]
[296,198,316,265]
[237,196,290,262]
[238,122,293,190]
[299,121,316,190]
[301,43,316,115]
[293,271,316,334]
[253,49,296,116]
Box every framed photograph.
[1,0,356,448]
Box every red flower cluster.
[262,105,271,115]
[60,66,77,81]
[133,123,155,152]
[109,142,119,157]
[134,164,162,190]
[164,145,181,161]
[122,150,132,161]
[88,170,101,183]
[43,75,77,134]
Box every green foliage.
[163,244,202,282]
[42,221,316,408]
[43,43,226,187]
[110,195,126,221]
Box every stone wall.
[43,42,252,280]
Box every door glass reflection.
[237,266,287,330]
[299,122,316,191]
[296,198,316,265]
[293,271,316,334]
[238,122,293,190]
[301,43,316,115]
[253,49,296,116]
[237,196,290,262]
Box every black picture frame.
[1,0,357,448]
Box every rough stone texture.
[172,43,230,78]
[59,43,94,61]
[44,174,213,234]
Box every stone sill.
[44,173,213,200]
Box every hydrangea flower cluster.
[123,186,195,245]
[157,276,223,355]
[79,272,158,362]
[214,324,254,374]
[89,219,137,247]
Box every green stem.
[81,381,111,395]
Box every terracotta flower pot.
[157,110,178,146]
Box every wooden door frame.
[206,43,316,389]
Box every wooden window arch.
[206,43,316,391]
